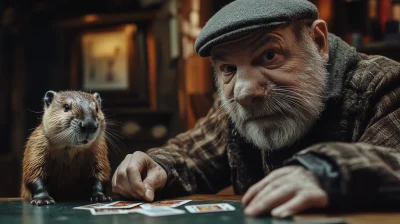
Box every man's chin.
[238,118,300,150]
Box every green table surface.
[3,196,400,224]
[0,200,302,224]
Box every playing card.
[90,207,129,216]
[100,201,143,209]
[136,207,186,217]
[185,203,235,213]
[125,205,143,213]
[73,203,106,210]
[140,200,192,209]
[292,218,347,224]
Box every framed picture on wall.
[68,23,151,108]
[81,26,133,91]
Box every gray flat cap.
[194,0,318,57]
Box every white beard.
[241,117,309,150]
[218,39,328,151]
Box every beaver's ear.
[93,92,102,108]
[44,91,56,108]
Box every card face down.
[185,203,236,213]
[136,207,186,217]
[140,200,192,209]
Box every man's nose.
[235,74,267,106]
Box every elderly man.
[112,0,400,217]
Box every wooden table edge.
[0,198,25,202]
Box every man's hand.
[112,151,167,202]
[242,166,328,218]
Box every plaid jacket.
[147,35,400,206]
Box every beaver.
[21,90,112,206]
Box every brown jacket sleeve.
[146,97,231,196]
[294,56,400,207]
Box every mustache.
[221,85,324,122]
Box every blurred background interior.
[1,0,399,197]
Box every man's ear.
[44,91,56,108]
[311,19,329,62]
[93,92,102,107]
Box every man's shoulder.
[346,53,400,93]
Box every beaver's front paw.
[31,195,55,206]
[90,192,112,202]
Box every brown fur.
[21,91,110,200]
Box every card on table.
[185,203,235,213]
[125,205,143,213]
[90,207,129,216]
[140,200,192,209]
[293,218,347,224]
[100,201,143,209]
[73,203,106,210]
[136,207,186,217]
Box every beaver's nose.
[80,118,98,134]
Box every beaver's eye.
[96,106,99,113]
[64,104,70,112]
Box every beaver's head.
[42,90,105,148]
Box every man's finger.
[244,183,296,216]
[141,166,166,202]
[111,165,120,189]
[113,156,136,198]
[112,154,131,189]
[143,182,155,202]
[271,191,328,218]
[111,164,122,193]
[142,175,157,202]
[242,167,293,206]
[126,155,147,198]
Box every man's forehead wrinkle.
[251,35,283,53]
[211,28,289,58]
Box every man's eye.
[263,50,276,61]
[64,104,70,112]
[220,65,237,75]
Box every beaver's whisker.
[106,129,127,139]
[105,134,121,155]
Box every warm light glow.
[192,0,200,12]
[82,32,126,57]
[368,0,378,18]
[318,0,332,22]
[181,20,201,38]
[83,14,99,23]
[393,4,400,21]
[190,11,199,27]
[124,24,137,35]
